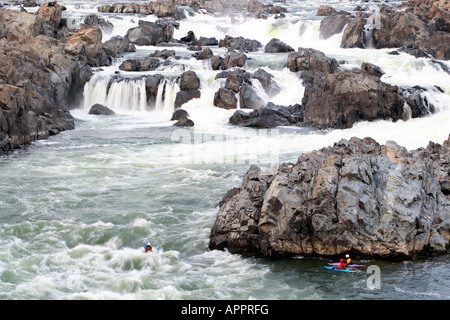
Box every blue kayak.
[324,266,356,273]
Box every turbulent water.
[1,0,450,301]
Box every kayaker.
[338,258,347,270]
[345,254,352,265]
[145,244,152,253]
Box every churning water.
[1,0,449,300]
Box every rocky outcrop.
[165,0,286,17]
[209,135,450,260]
[289,48,437,129]
[219,35,262,52]
[174,70,201,109]
[341,0,450,59]
[102,36,136,58]
[125,19,177,46]
[98,1,186,20]
[229,102,303,128]
[0,3,107,154]
[213,68,280,110]
[264,38,294,53]
[119,56,161,72]
[287,47,339,74]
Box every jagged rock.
[209,135,450,259]
[119,56,161,72]
[317,5,338,16]
[224,52,247,69]
[291,48,437,129]
[319,14,352,39]
[125,20,175,46]
[103,36,136,57]
[287,47,339,74]
[213,88,238,110]
[341,1,450,59]
[0,5,110,153]
[174,71,201,109]
[180,30,196,43]
[264,38,294,53]
[213,68,281,110]
[150,49,176,60]
[193,47,213,60]
[300,68,404,129]
[229,102,303,128]
[219,35,262,52]
[84,14,114,34]
[252,68,282,97]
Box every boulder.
[173,115,194,127]
[287,47,339,74]
[103,36,136,57]
[213,88,238,110]
[219,35,262,52]
[224,52,247,69]
[341,1,450,59]
[264,38,294,53]
[193,47,214,60]
[171,109,190,121]
[300,68,404,129]
[174,71,201,109]
[119,56,161,72]
[229,102,303,128]
[209,135,450,259]
[88,103,115,115]
[125,20,174,46]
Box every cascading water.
[154,78,180,113]
[362,6,381,49]
[1,0,450,302]
[83,75,148,113]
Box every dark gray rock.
[173,115,194,127]
[264,38,294,53]
[103,36,136,58]
[209,135,450,259]
[88,103,115,115]
[229,102,303,128]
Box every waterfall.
[84,75,183,114]
[105,78,148,112]
[154,78,180,113]
[402,101,412,121]
[84,76,148,113]
[362,7,380,49]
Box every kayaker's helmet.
[340,259,344,262]
[346,254,349,258]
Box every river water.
[0,0,449,300]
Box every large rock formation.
[97,1,187,20]
[213,68,280,110]
[0,2,107,154]
[341,0,450,60]
[125,19,177,46]
[209,135,450,260]
[288,48,437,129]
